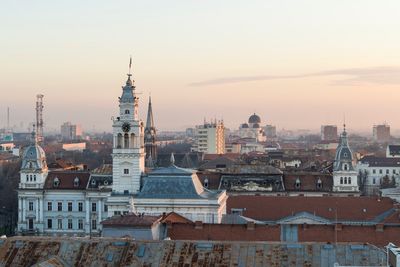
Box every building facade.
[60,122,82,140]
[238,113,266,142]
[332,127,359,192]
[192,120,225,154]
[373,123,390,142]
[320,125,337,141]
[107,71,145,217]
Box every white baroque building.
[332,126,359,192]
[17,135,110,236]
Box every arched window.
[53,177,60,187]
[125,109,130,114]
[295,178,301,189]
[73,177,80,187]
[117,133,122,148]
[348,177,351,184]
[124,133,129,148]
[317,178,322,189]
[26,174,29,182]
[33,175,36,181]
[30,175,32,181]
[344,177,348,184]
[130,133,136,148]
[204,178,209,188]
[340,177,343,184]
[343,164,348,171]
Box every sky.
[1,1,400,133]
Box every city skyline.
[1,1,400,132]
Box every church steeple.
[146,96,154,129]
[145,96,157,165]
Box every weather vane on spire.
[128,55,132,76]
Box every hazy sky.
[1,1,400,133]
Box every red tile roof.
[44,171,90,190]
[203,153,240,161]
[283,172,332,192]
[227,195,396,222]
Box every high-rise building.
[193,120,225,154]
[373,124,390,142]
[61,122,82,140]
[321,125,337,141]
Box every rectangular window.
[68,202,73,212]
[348,177,352,184]
[386,169,390,174]
[78,202,83,212]
[68,219,73,229]
[393,170,397,174]
[78,219,83,230]
[340,177,343,184]
[114,211,121,216]
[372,169,376,174]
[91,219,97,230]
[123,169,129,174]
[47,219,52,229]
[58,219,63,229]
[104,204,108,212]
[380,169,383,174]
[91,202,97,212]
[29,202,34,211]
[58,202,62,211]
[47,202,52,211]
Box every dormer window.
[343,164,348,171]
[343,152,348,158]
[73,177,80,187]
[317,178,322,189]
[91,179,96,186]
[295,178,301,189]
[104,180,109,186]
[204,178,209,188]
[53,177,60,188]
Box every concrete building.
[373,123,390,142]
[192,120,225,154]
[320,125,337,141]
[60,122,82,140]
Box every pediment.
[277,212,332,225]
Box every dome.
[21,144,47,170]
[248,113,261,124]
[253,123,260,128]
[241,123,249,128]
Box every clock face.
[122,122,131,133]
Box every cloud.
[189,66,400,87]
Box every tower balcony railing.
[112,147,144,154]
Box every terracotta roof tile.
[44,171,90,190]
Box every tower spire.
[146,95,154,129]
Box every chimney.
[335,223,342,231]
[375,223,384,232]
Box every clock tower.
[108,60,145,216]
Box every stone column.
[36,199,39,222]
[39,198,43,222]
[18,197,22,223]
[22,198,26,222]
[85,199,90,224]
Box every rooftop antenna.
[36,94,44,144]
[128,55,132,77]
[343,113,346,132]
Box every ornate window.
[295,178,301,189]
[73,177,80,187]
[317,178,322,189]
[125,109,130,114]
[53,177,60,187]
[204,178,209,188]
